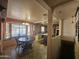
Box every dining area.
[0,10,47,59]
[15,35,34,54]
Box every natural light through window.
[12,24,26,37]
[27,24,30,35]
[41,26,45,33]
[6,23,10,39]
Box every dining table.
[17,36,33,51]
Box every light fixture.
[22,23,29,25]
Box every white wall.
[59,18,75,41]
[63,18,75,37]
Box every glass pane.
[5,23,10,39]
[12,24,27,37]
[41,26,45,33]
[12,24,20,37]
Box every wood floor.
[0,41,47,59]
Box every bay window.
[5,23,31,39]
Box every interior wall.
[55,1,79,59]
[63,18,75,37]
[59,18,78,59]
[35,24,41,35]
[52,36,61,59]
[59,18,75,41]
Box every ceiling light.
[22,23,29,25]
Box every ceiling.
[7,0,79,25]
[7,0,61,25]
[43,0,72,8]
[42,0,79,20]
[54,0,79,19]
[7,0,48,23]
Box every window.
[22,23,30,35]
[11,24,26,37]
[5,23,10,39]
[19,25,26,36]
[41,26,45,33]
[12,24,19,37]
[27,24,30,35]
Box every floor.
[0,41,47,59]
[59,40,75,59]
